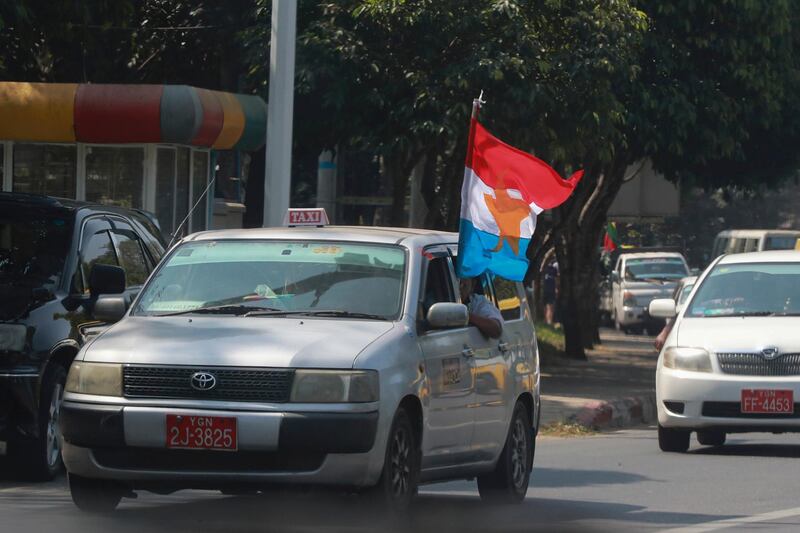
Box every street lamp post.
[263,0,297,227]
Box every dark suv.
[0,193,166,480]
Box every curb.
[569,394,657,430]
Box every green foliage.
[633,0,800,187]
[0,1,264,91]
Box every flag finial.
[472,90,486,118]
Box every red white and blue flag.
[457,103,583,281]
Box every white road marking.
[663,506,800,533]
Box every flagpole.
[465,90,485,168]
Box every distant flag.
[456,94,583,282]
[603,221,619,252]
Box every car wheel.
[18,364,67,481]
[368,407,420,514]
[658,424,690,452]
[697,430,726,446]
[477,401,534,504]
[69,474,123,513]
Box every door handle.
[498,342,510,353]
[461,346,475,358]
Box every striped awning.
[0,82,267,151]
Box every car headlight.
[65,362,123,396]
[623,291,637,307]
[0,324,26,352]
[663,347,712,373]
[290,370,379,403]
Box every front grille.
[717,352,800,376]
[92,448,324,473]
[702,401,800,419]
[123,366,293,402]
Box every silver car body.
[606,252,690,328]
[61,226,540,489]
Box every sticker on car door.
[442,357,461,386]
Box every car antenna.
[168,175,217,249]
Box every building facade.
[0,82,266,240]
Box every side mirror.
[93,294,128,322]
[649,298,677,319]
[427,302,469,329]
[611,271,620,283]
[89,264,126,297]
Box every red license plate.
[741,389,794,414]
[166,415,237,451]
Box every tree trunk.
[548,159,630,359]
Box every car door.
[416,248,478,467]
[470,274,517,460]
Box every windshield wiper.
[157,305,281,317]
[702,310,776,318]
[244,309,387,320]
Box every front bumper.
[657,367,800,432]
[61,401,381,487]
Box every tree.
[545,0,800,359]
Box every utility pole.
[263,0,297,227]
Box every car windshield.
[134,240,406,319]
[624,258,688,281]
[0,209,73,289]
[686,262,800,317]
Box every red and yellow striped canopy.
[0,82,266,151]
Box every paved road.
[3,429,800,532]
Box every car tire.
[368,407,420,514]
[477,401,534,504]
[697,430,726,446]
[69,474,123,513]
[18,364,67,481]
[658,424,690,452]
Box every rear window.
[0,209,74,289]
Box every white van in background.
[712,229,800,258]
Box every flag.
[603,222,619,252]
[457,106,583,281]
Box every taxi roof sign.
[284,208,329,227]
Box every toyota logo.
[190,372,217,391]
[761,347,781,361]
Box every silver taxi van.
[60,219,540,512]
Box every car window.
[712,237,728,258]
[743,239,759,253]
[111,228,150,287]
[490,276,521,321]
[764,235,800,250]
[677,283,695,305]
[129,211,167,260]
[80,224,118,294]
[421,256,456,316]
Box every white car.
[650,250,800,452]
[60,219,540,512]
